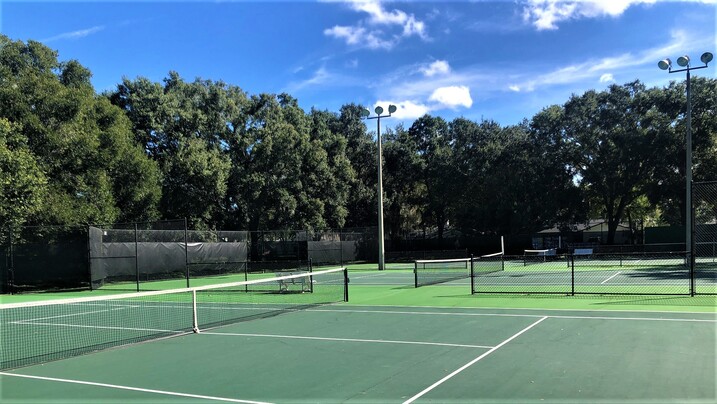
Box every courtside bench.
[276,271,312,292]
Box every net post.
[192,289,200,333]
[414,261,418,288]
[244,261,249,293]
[343,267,349,302]
[470,254,475,294]
[309,258,314,293]
[134,222,140,292]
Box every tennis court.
[1,302,715,403]
[1,263,716,403]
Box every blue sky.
[1,0,715,127]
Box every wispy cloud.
[41,26,104,43]
[324,0,429,50]
[522,0,716,30]
[507,28,704,91]
[287,67,333,92]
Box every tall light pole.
[361,104,397,271]
[658,51,713,282]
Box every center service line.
[402,316,549,404]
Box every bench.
[574,248,593,256]
[276,271,312,293]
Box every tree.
[0,36,161,226]
[564,81,670,244]
[337,104,377,228]
[109,72,248,228]
[227,93,322,231]
[407,115,453,238]
[309,108,354,229]
[0,118,46,241]
[383,124,423,239]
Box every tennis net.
[0,267,348,370]
[523,248,557,266]
[414,257,473,287]
[474,252,504,274]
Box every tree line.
[1,36,715,244]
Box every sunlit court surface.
[1,268,715,404]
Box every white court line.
[601,271,622,284]
[200,331,494,349]
[402,316,548,404]
[305,307,717,322]
[0,372,271,404]
[349,273,404,281]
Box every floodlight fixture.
[658,58,671,70]
[388,105,397,114]
[360,108,370,117]
[701,52,713,64]
[374,106,384,115]
[677,55,690,67]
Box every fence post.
[87,224,93,291]
[134,222,139,292]
[570,253,575,296]
[184,218,189,288]
[8,229,14,295]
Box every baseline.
[0,372,271,404]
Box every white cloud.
[522,0,659,30]
[509,85,522,92]
[420,60,451,77]
[599,73,615,83]
[41,26,104,43]
[428,86,473,109]
[324,0,429,49]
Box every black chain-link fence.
[472,251,694,295]
[694,181,717,295]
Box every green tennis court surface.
[1,270,715,403]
